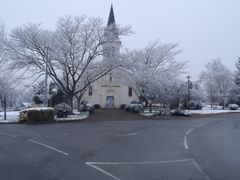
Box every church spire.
[107,4,116,27]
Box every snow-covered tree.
[0,23,12,108]
[6,16,130,107]
[0,70,18,109]
[0,21,25,110]
[234,58,240,86]
[227,58,240,105]
[200,59,233,108]
[117,41,187,105]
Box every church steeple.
[107,4,116,27]
[103,4,121,62]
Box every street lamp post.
[50,88,57,107]
[3,96,6,120]
[44,46,49,107]
[1,94,7,120]
[187,76,191,112]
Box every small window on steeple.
[128,87,132,97]
[88,86,93,96]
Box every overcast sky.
[0,0,240,80]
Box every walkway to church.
[87,109,146,121]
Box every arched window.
[128,87,132,97]
[89,86,93,96]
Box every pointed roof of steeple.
[107,4,116,27]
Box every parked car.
[171,109,191,116]
[80,101,94,113]
[189,101,203,110]
[125,100,144,113]
[228,104,239,110]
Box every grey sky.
[1,0,240,80]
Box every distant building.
[82,5,138,108]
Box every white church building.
[82,5,138,108]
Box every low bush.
[120,104,126,109]
[19,108,55,122]
[55,103,72,118]
[182,100,203,110]
[32,96,43,105]
[94,104,101,109]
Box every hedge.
[19,107,55,122]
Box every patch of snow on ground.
[0,111,20,123]
[190,106,240,114]
[20,107,54,111]
[55,111,89,122]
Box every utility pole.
[44,46,49,107]
[3,96,6,120]
[187,76,191,112]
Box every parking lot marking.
[86,159,204,180]
[192,159,211,180]
[0,132,17,138]
[183,122,213,179]
[86,158,194,165]
[197,122,211,128]
[86,162,121,180]
[28,139,69,156]
[117,132,138,137]
[184,122,212,150]
[186,128,195,135]
[184,135,189,149]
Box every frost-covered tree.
[6,16,130,107]
[200,59,233,108]
[0,23,12,109]
[227,58,240,105]
[118,41,187,105]
[234,58,240,86]
[118,41,186,108]
[0,22,25,110]
[0,71,18,109]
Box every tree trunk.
[68,95,74,113]
[76,92,85,112]
[149,101,152,113]
[77,96,81,112]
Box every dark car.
[125,100,144,113]
[171,109,191,116]
[80,101,94,113]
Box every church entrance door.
[106,96,115,108]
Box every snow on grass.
[0,111,20,116]
[55,111,89,122]
[0,111,20,123]
[20,107,54,112]
[140,112,158,117]
[190,106,240,114]
[141,105,240,116]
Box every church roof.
[107,4,116,27]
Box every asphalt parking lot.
[0,111,240,180]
